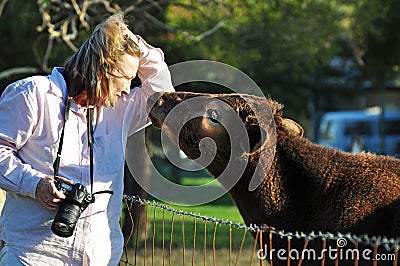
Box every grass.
[125,179,252,247]
[180,177,220,186]
[122,176,261,264]
[139,204,251,248]
[121,247,261,266]
[120,176,274,265]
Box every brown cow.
[148,92,400,265]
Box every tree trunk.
[122,129,150,245]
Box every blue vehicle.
[316,109,400,157]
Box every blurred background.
[1,0,400,254]
[1,0,400,145]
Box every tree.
[161,0,349,130]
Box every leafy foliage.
[1,0,400,121]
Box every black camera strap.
[53,96,72,178]
[54,96,113,200]
[87,107,95,196]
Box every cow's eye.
[207,109,220,123]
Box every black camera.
[51,179,93,237]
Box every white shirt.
[0,36,173,265]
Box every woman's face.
[99,53,139,107]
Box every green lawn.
[123,206,259,266]
[124,177,255,249]
[142,204,250,247]
[121,176,265,265]
[122,247,260,266]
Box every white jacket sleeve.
[133,34,174,93]
[0,82,45,198]
[124,35,175,136]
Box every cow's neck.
[220,151,292,227]
[276,128,347,193]
[229,128,346,231]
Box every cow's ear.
[242,124,266,153]
[282,118,304,137]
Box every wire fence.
[120,194,400,266]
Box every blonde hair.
[63,13,140,106]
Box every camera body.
[51,179,93,237]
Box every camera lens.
[51,204,81,237]
[52,222,72,235]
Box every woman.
[0,13,173,265]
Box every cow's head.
[147,91,302,190]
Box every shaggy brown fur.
[148,92,400,265]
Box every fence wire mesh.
[120,194,400,266]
